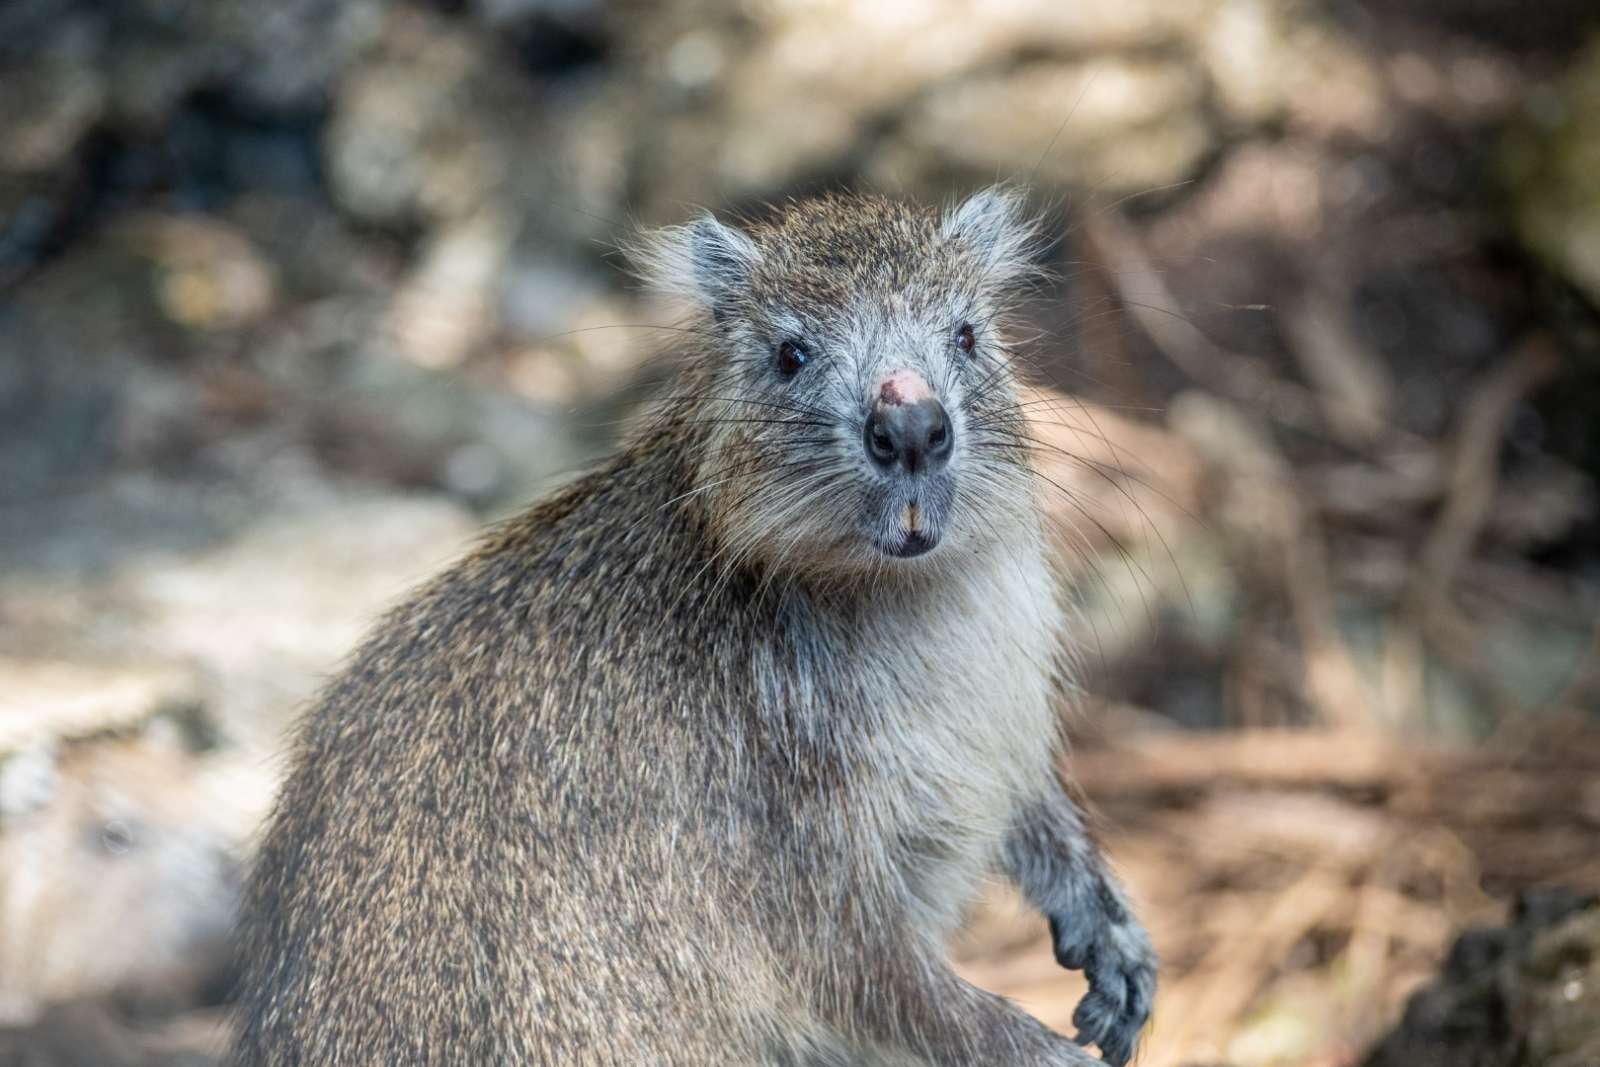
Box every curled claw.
[1049,914,1156,1066]
[1048,914,1089,970]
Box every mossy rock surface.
[1363,890,1600,1067]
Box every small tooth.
[901,503,921,532]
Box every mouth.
[881,530,938,558]
[875,500,940,558]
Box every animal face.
[644,188,1046,583]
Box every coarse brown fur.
[230,190,1156,1067]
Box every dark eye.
[776,340,808,376]
[955,322,976,354]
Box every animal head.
[639,187,1047,585]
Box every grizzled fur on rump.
[231,189,1156,1067]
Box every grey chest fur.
[761,543,1066,934]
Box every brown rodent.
[0,729,240,1028]
[231,189,1156,1067]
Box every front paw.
[1047,907,1156,1067]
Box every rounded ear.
[940,185,1042,290]
[632,213,761,317]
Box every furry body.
[232,191,1155,1066]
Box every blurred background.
[3,0,1600,1064]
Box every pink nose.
[876,370,934,407]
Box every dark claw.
[1048,915,1089,970]
[1049,913,1156,1067]
[1072,990,1125,1047]
[1100,1029,1137,1067]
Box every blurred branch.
[1073,728,1405,794]
[1407,335,1563,720]
[1171,394,1381,728]
[1282,282,1396,449]
[1412,334,1561,615]
[1079,211,1323,434]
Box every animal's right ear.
[634,214,761,319]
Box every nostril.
[865,414,898,467]
[926,403,953,464]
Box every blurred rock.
[475,0,602,24]
[114,491,477,744]
[310,355,590,504]
[0,660,201,755]
[8,211,277,355]
[0,480,490,812]
[1363,889,1600,1067]
[0,29,104,176]
[601,0,1225,216]
[1198,0,1386,135]
[381,207,516,368]
[0,0,385,146]
[0,1000,225,1067]
[225,192,401,303]
[871,56,1212,199]
[133,215,279,333]
[1516,907,1600,1067]
[104,0,387,126]
[323,5,598,366]
[324,5,540,229]
[496,249,610,343]
[0,212,288,506]
[0,729,239,1028]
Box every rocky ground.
[2,1,1599,1064]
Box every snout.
[864,371,952,476]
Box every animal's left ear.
[940,185,1041,290]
